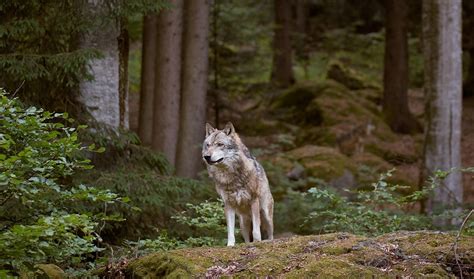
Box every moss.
[327,60,368,90]
[126,253,199,278]
[365,135,419,165]
[286,145,356,181]
[272,82,327,110]
[285,258,384,278]
[31,264,66,279]
[121,231,474,278]
[352,153,392,172]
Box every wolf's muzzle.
[203,156,223,165]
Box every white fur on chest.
[208,163,254,211]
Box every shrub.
[302,169,474,236]
[0,90,125,275]
[121,200,227,259]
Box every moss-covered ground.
[112,231,473,278]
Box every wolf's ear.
[223,122,235,136]
[206,123,216,137]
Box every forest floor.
[105,231,474,278]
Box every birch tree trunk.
[151,0,183,166]
[138,15,158,146]
[422,0,463,214]
[383,0,419,134]
[176,0,210,178]
[78,0,128,129]
[271,0,294,88]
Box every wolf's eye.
[216,143,224,147]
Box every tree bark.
[271,0,294,88]
[151,0,183,166]
[78,0,127,129]
[175,0,210,178]
[462,0,474,97]
[422,0,463,214]
[138,15,158,146]
[118,17,129,130]
[383,0,419,134]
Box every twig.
[12,80,25,97]
[453,209,474,279]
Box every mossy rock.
[126,254,201,278]
[352,152,393,172]
[272,82,327,110]
[119,231,473,278]
[365,135,419,165]
[21,264,66,279]
[286,145,356,182]
[327,60,367,90]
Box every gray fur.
[202,122,274,246]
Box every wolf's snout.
[203,156,223,165]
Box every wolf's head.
[202,122,239,166]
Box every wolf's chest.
[219,187,253,208]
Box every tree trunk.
[463,47,474,97]
[294,0,307,36]
[138,15,158,146]
[271,0,294,88]
[422,0,463,215]
[118,17,129,130]
[151,0,183,166]
[175,0,210,178]
[383,0,419,134]
[462,0,474,98]
[78,0,127,129]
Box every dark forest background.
[1,0,473,277]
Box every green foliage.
[173,200,227,242]
[0,1,100,112]
[0,90,124,274]
[124,200,226,257]
[76,141,215,241]
[210,0,273,96]
[0,0,168,114]
[301,169,474,236]
[92,171,216,241]
[302,171,432,236]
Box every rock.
[365,135,419,165]
[352,153,393,172]
[286,162,305,181]
[119,231,474,278]
[327,60,367,90]
[33,264,66,279]
[272,82,326,110]
[329,169,356,190]
[286,145,356,183]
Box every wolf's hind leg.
[239,214,252,243]
[261,201,274,240]
[250,199,262,241]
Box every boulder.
[286,145,357,188]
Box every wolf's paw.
[252,231,262,242]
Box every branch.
[453,209,474,279]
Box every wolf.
[202,122,274,246]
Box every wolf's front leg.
[224,205,236,246]
[250,199,262,242]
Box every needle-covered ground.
[103,231,473,278]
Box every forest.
[0,0,473,278]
